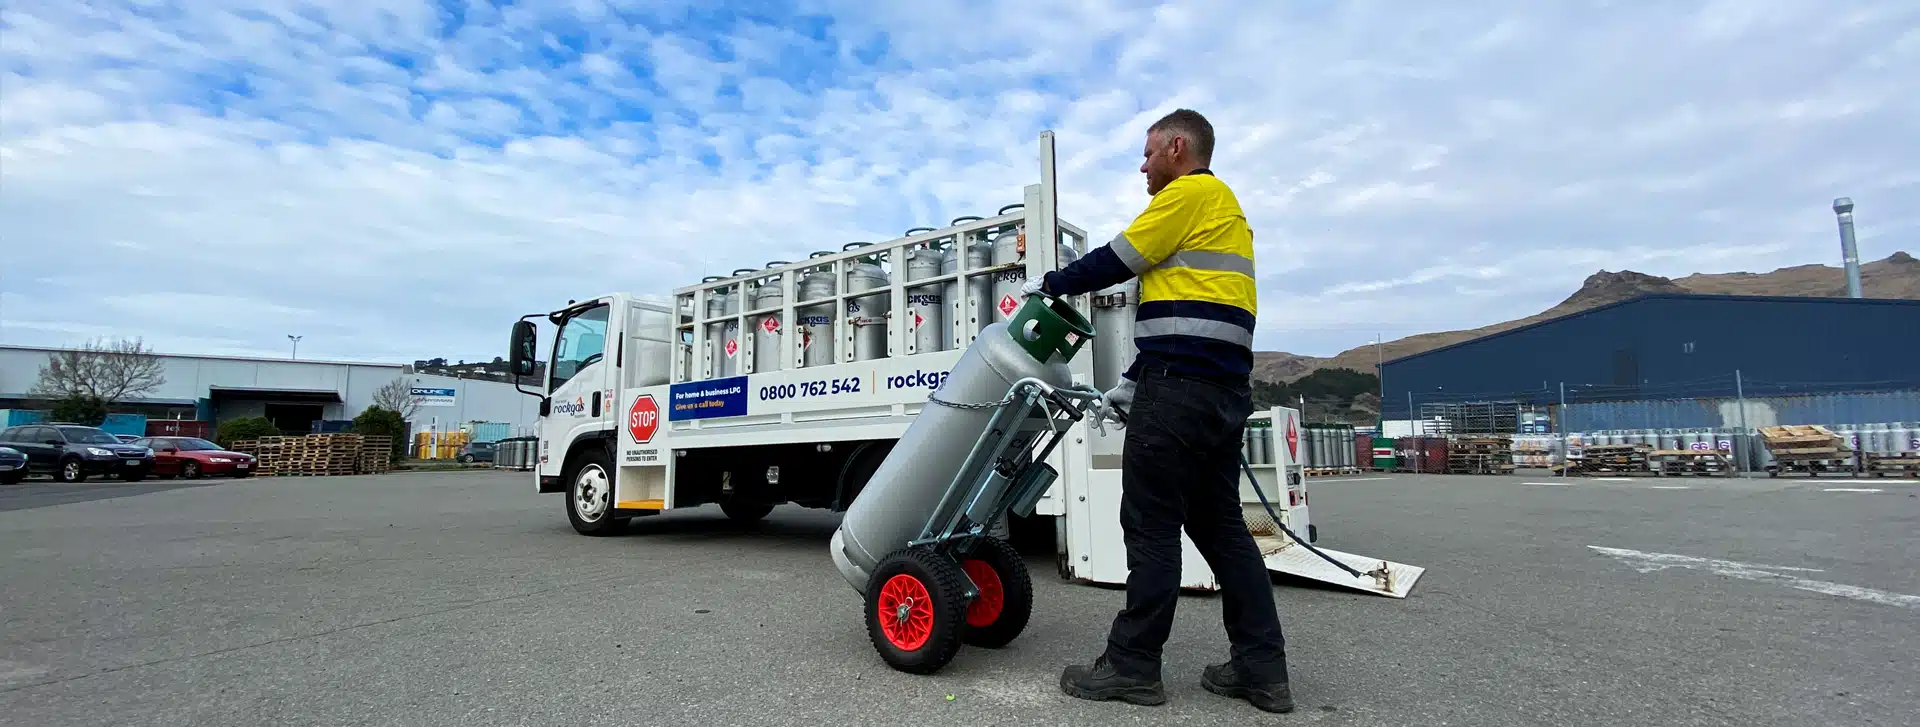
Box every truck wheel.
[865,546,969,675]
[958,536,1034,649]
[565,447,627,536]
[721,500,774,523]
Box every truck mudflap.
[1249,530,1426,599]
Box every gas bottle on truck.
[842,242,891,363]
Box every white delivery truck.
[506,132,1422,598]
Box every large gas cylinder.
[986,205,1085,324]
[751,263,788,373]
[797,252,838,368]
[843,242,891,362]
[940,230,994,345]
[702,276,739,379]
[1089,278,1139,391]
[904,244,946,354]
[830,296,1092,594]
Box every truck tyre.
[721,500,774,523]
[865,546,969,675]
[565,446,627,536]
[57,457,86,483]
[958,536,1033,649]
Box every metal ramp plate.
[1252,533,1425,599]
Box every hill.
[1258,251,1919,383]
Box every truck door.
[547,301,616,464]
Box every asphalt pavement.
[0,470,1913,726]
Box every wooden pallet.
[1649,450,1732,477]
[1864,454,1920,478]
[1766,458,1856,477]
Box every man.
[1024,109,1293,713]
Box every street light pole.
[288,335,303,360]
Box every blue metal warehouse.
[1378,294,1920,428]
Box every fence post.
[1735,369,1748,476]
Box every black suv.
[0,424,156,482]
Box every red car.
[130,436,257,479]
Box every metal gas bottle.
[1089,278,1139,392]
[903,244,946,354]
[842,242,892,362]
[830,294,1094,594]
[797,252,838,368]
[940,227,994,345]
[701,276,737,379]
[751,263,788,373]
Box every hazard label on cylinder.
[998,295,1018,317]
[725,339,738,357]
[761,317,779,333]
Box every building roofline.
[1380,293,1920,367]
[0,343,407,369]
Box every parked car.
[115,434,141,443]
[0,445,26,485]
[128,436,257,479]
[0,423,155,482]
[458,441,496,464]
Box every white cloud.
[1,0,1916,367]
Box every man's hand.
[1021,275,1046,297]
[1092,378,1135,436]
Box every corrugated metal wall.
[1560,389,1920,430]
[1380,295,1920,419]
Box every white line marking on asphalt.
[1588,546,1920,611]
[1592,477,1634,482]
[1650,486,1690,490]
[1522,482,1573,486]
[1823,488,1883,493]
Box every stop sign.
[627,394,660,443]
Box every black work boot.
[1202,661,1294,713]
[1059,655,1167,706]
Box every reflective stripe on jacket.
[1043,169,1257,383]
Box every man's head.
[1140,108,1214,195]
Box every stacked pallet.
[230,437,290,476]
[1567,443,1654,476]
[1863,453,1920,479]
[1448,436,1515,475]
[359,435,394,474]
[1759,425,1855,477]
[278,433,364,476]
[1649,450,1731,477]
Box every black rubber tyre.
[865,546,970,675]
[56,457,86,483]
[957,536,1034,649]
[720,500,774,523]
[564,446,627,536]
[0,471,24,485]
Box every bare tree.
[372,377,421,420]
[31,337,168,404]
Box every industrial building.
[1378,294,1920,432]
[0,345,538,439]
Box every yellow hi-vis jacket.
[1042,169,1257,383]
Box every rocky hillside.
[1256,251,1919,382]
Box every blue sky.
[2,0,1916,366]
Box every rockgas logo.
[886,369,950,391]
[553,397,587,416]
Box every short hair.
[1149,109,1214,163]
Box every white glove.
[1091,379,1135,436]
[1020,275,1046,297]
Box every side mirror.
[510,320,538,377]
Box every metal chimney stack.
[1832,197,1863,298]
